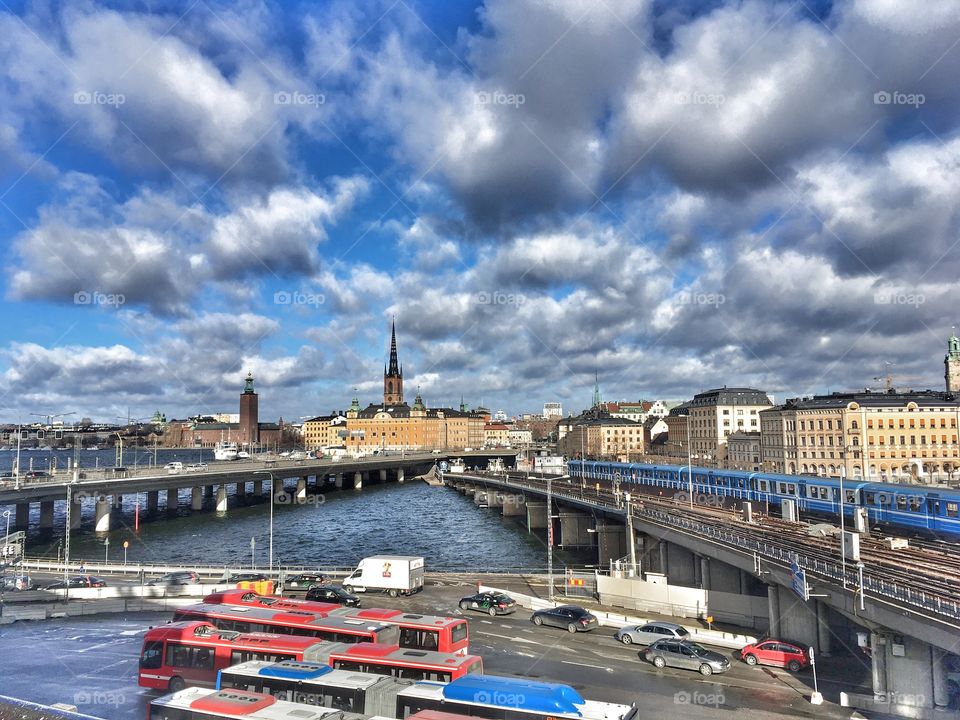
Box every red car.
[740,639,810,671]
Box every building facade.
[302,414,347,450]
[727,431,762,471]
[483,423,511,447]
[557,408,644,460]
[760,390,960,481]
[543,402,563,419]
[946,333,960,393]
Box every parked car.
[23,470,51,480]
[44,575,107,589]
[615,621,690,646]
[530,605,598,633]
[305,585,361,607]
[643,639,731,676]
[164,462,183,474]
[739,639,810,672]
[148,570,200,586]
[226,572,270,583]
[459,591,517,616]
[1,575,33,591]
[185,463,208,472]
[284,573,327,590]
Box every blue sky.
[1,0,960,422]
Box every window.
[948,502,959,518]
[451,622,468,644]
[896,496,907,510]
[140,641,163,670]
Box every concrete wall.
[775,584,820,647]
[597,574,708,619]
[707,589,769,629]
[664,542,697,586]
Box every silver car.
[616,621,689,645]
[643,639,731,676]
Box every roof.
[769,390,960,411]
[690,388,773,406]
[727,431,761,440]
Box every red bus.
[204,592,469,655]
[138,621,332,692]
[172,603,400,645]
[148,687,363,720]
[327,642,481,681]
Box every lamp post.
[857,561,865,610]
[2,511,10,557]
[253,471,275,574]
[679,411,693,509]
[839,463,847,588]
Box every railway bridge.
[447,470,960,719]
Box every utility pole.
[626,493,638,576]
[547,474,554,601]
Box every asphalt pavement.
[0,576,865,720]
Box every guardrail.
[462,473,960,623]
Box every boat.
[86,445,99,451]
[448,458,466,474]
[213,442,238,461]
[236,451,250,459]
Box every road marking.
[561,660,612,672]
[474,631,539,644]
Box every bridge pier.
[559,510,594,547]
[95,497,111,532]
[296,478,307,503]
[235,482,246,500]
[525,501,547,530]
[39,500,54,530]
[397,468,404,483]
[253,480,263,497]
[353,472,363,490]
[658,541,668,575]
[14,502,29,529]
[379,469,387,483]
[767,585,781,638]
[191,486,203,511]
[216,485,228,512]
[596,521,627,567]
[501,494,525,517]
[332,474,342,489]
[146,490,159,514]
[165,488,178,511]
[70,497,82,530]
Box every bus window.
[400,627,439,650]
[140,641,163,669]
[193,647,214,670]
[167,643,192,668]
[451,621,468,645]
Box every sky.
[1,0,959,423]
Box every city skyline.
[1,2,959,422]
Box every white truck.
[342,555,424,597]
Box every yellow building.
[302,414,347,451]
[557,409,644,460]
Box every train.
[568,460,960,539]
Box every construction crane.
[874,362,895,392]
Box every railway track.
[467,471,960,606]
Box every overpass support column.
[766,585,781,638]
[379,469,387,483]
[933,646,950,709]
[216,485,228,513]
[296,477,307,502]
[739,569,750,595]
[353,472,363,490]
[526,502,547,531]
[14,502,29,529]
[815,600,832,656]
[397,468,404,483]
[191,486,203,511]
[699,556,710,590]
[501,495,525,517]
[39,501,54,529]
[252,480,263,497]
[658,542,668,576]
[146,490,159,513]
[559,511,594,547]
[165,488,178,510]
[95,497,111,532]
[596,522,627,567]
[334,474,343,489]
[70,497,82,530]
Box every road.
[0,579,859,720]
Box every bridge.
[445,470,960,719]
[0,450,517,533]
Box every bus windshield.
[140,641,163,669]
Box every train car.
[568,459,960,538]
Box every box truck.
[342,555,424,597]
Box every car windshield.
[676,627,689,636]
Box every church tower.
[946,332,960,393]
[383,320,404,405]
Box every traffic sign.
[791,558,809,601]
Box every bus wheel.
[168,676,185,692]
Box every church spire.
[387,318,401,376]
[383,318,404,405]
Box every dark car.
[1,575,33,591]
[23,470,51,480]
[643,639,731,676]
[284,573,327,590]
[45,575,107,589]
[148,571,200,586]
[530,604,598,633]
[459,591,517,616]
[226,572,270,583]
[305,585,361,607]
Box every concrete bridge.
[0,451,517,533]
[447,471,960,719]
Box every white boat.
[213,442,238,461]
[448,458,466,474]
[236,451,250,459]
[86,445,99,451]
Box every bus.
[205,593,470,655]
[138,622,333,692]
[215,660,410,716]
[395,674,637,720]
[172,603,400,645]
[147,687,367,720]
[327,643,481,682]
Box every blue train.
[568,460,960,540]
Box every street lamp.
[677,411,693,509]
[2,511,10,557]
[253,471,275,574]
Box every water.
[19,476,594,572]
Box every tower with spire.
[383,319,404,405]
[239,371,259,448]
[946,330,960,393]
[592,372,602,408]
